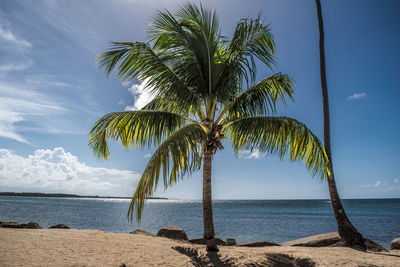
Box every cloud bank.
[0,147,140,196]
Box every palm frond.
[97,42,199,110]
[141,97,178,112]
[228,14,275,69]
[141,96,204,121]
[128,123,206,220]
[89,111,187,159]
[147,6,209,95]
[177,3,220,98]
[218,74,294,123]
[214,15,276,103]
[225,116,329,180]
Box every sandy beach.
[1,228,399,267]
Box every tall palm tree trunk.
[202,150,219,251]
[315,0,365,249]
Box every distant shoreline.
[0,192,167,200]
[1,192,398,201]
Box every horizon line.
[1,192,398,201]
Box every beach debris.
[49,224,70,229]
[0,221,42,229]
[157,226,188,240]
[239,241,280,247]
[390,238,400,250]
[129,229,155,236]
[189,237,226,246]
[226,238,236,246]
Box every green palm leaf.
[148,6,210,96]
[225,116,329,180]
[213,15,276,104]
[228,14,275,68]
[97,42,200,111]
[128,123,205,220]
[89,111,188,159]
[217,73,294,123]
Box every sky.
[0,0,399,199]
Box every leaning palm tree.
[90,3,329,251]
[314,0,365,249]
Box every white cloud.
[372,181,381,187]
[239,148,263,159]
[361,180,381,188]
[347,92,366,100]
[25,79,70,87]
[144,153,151,158]
[121,81,131,87]
[0,147,140,197]
[118,98,125,106]
[360,179,400,193]
[125,78,154,110]
[0,25,32,48]
[215,177,246,186]
[0,83,68,143]
[0,110,27,143]
[31,1,104,51]
[0,62,32,72]
[47,81,70,87]
[22,74,75,87]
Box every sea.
[0,197,399,248]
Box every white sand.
[1,229,399,266]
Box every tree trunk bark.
[315,0,366,249]
[202,150,218,251]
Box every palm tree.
[89,3,329,251]
[314,0,365,248]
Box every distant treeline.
[0,192,167,200]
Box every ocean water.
[0,197,399,248]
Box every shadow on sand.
[172,246,231,267]
[172,246,316,267]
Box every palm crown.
[89,4,328,224]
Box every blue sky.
[0,0,399,199]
